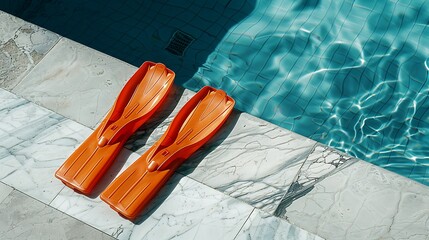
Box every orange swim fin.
[100,86,235,220]
[55,61,175,195]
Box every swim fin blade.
[100,86,235,220]
[55,61,175,195]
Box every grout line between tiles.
[232,208,255,240]
[271,142,316,216]
[0,180,14,189]
[0,181,14,205]
[48,185,66,206]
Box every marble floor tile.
[0,89,52,142]
[51,172,254,240]
[0,89,93,203]
[277,160,429,240]
[0,11,59,90]
[0,182,13,203]
[0,117,91,204]
[128,175,254,240]
[179,113,316,214]
[12,37,136,128]
[50,186,134,240]
[0,190,114,240]
[235,209,323,240]
[274,144,355,216]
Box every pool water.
[1,0,429,185]
[185,0,429,185]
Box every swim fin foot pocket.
[55,61,175,195]
[100,86,235,220]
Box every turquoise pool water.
[1,0,429,185]
[186,0,429,185]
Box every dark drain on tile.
[165,30,195,56]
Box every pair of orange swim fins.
[55,61,235,220]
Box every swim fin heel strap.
[55,61,175,195]
[101,86,235,220]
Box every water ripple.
[185,0,429,185]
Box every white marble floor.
[0,86,320,240]
[1,10,429,240]
[0,182,114,240]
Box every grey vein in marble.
[0,190,114,240]
[278,160,429,240]
[0,11,59,90]
[12,37,136,128]
[0,88,92,203]
[274,144,354,216]
[235,209,323,240]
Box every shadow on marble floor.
[0,0,256,85]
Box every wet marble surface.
[0,11,59,90]
[235,209,323,240]
[51,173,254,240]
[0,190,114,240]
[277,160,429,240]
[0,88,91,204]
[12,37,136,128]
